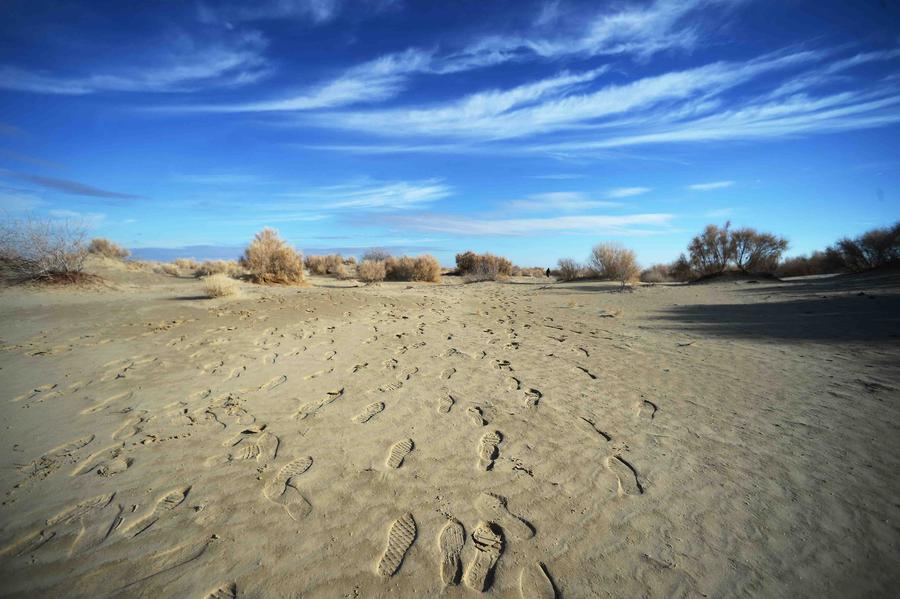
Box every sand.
[0,263,898,597]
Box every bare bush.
[88,237,130,259]
[201,273,239,298]
[557,258,580,281]
[305,254,345,276]
[0,217,88,281]
[357,259,386,283]
[174,258,200,270]
[456,251,513,278]
[363,248,391,262]
[195,260,242,277]
[732,228,788,273]
[384,255,441,282]
[240,228,305,284]
[516,267,546,277]
[829,222,900,272]
[343,256,357,265]
[687,222,733,275]
[588,243,640,287]
[156,263,180,276]
[640,263,671,283]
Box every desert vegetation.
[456,251,513,282]
[240,228,305,284]
[362,248,392,262]
[0,217,89,282]
[194,260,242,278]
[588,243,640,287]
[357,259,386,283]
[556,258,581,282]
[201,273,239,298]
[87,237,130,259]
[305,254,346,276]
[384,255,442,283]
[684,222,788,277]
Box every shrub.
[384,255,442,282]
[357,259,386,283]
[174,258,200,270]
[201,273,239,298]
[686,222,787,275]
[363,248,391,262]
[640,263,671,283]
[669,255,694,282]
[588,242,640,286]
[777,250,846,277]
[455,251,513,277]
[557,258,580,281]
[156,263,180,276]
[88,237,130,259]
[240,228,305,284]
[304,255,329,275]
[343,256,357,265]
[195,260,242,277]
[828,222,900,272]
[0,217,88,281]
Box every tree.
[588,242,639,287]
[732,228,788,273]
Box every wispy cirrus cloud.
[688,180,734,191]
[377,212,674,236]
[0,32,269,94]
[1,169,141,199]
[608,186,652,198]
[277,179,452,211]
[506,191,622,212]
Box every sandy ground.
[0,262,898,598]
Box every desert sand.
[1,262,898,598]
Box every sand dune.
[0,268,898,597]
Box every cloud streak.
[379,212,674,236]
[688,181,734,191]
[1,170,142,199]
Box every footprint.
[256,431,279,465]
[259,375,287,392]
[71,444,126,476]
[386,439,414,469]
[264,456,313,500]
[639,400,657,420]
[519,562,556,599]
[438,519,465,586]
[463,521,503,592]
[467,406,487,427]
[296,388,344,420]
[121,487,190,537]
[478,431,502,471]
[506,377,522,391]
[438,395,454,414]
[476,492,534,540]
[399,367,419,381]
[353,402,384,424]
[379,381,403,393]
[205,583,237,599]
[112,411,150,440]
[524,388,542,406]
[440,368,456,380]
[575,366,598,380]
[606,456,643,495]
[375,513,417,577]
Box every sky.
[1,0,899,267]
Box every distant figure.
[545,267,551,277]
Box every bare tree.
[732,228,788,273]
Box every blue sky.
[1,0,899,267]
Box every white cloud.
[688,180,734,191]
[278,179,452,211]
[48,209,107,227]
[506,192,622,211]
[382,212,674,236]
[608,187,652,198]
[0,32,269,94]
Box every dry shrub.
[332,261,350,279]
[589,242,640,287]
[557,258,580,281]
[195,260,242,277]
[174,258,200,270]
[0,217,88,282]
[357,259,386,283]
[156,263,180,276]
[201,273,239,298]
[383,255,441,282]
[640,263,671,283]
[304,255,329,275]
[687,222,788,275]
[456,251,513,279]
[240,228,305,284]
[518,267,546,277]
[828,222,899,272]
[343,256,357,265]
[306,254,347,276]
[88,237,130,259]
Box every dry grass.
[195,260,242,277]
[87,238,130,259]
[156,263,180,276]
[305,254,345,276]
[640,264,671,283]
[240,228,305,284]
[201,273,239,298]
[589,243,640,286]
[174,258,200,270]
[456,251,513,280]
[357,259,386,283]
